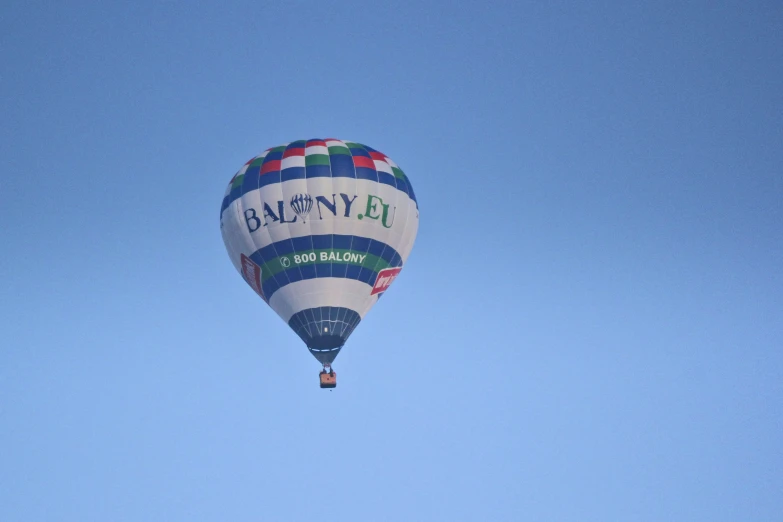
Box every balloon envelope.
[220,139,419,363]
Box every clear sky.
[1,1,781,521]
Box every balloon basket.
[319,365,337,389]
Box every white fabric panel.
[304,145,328,156]
[268,278,380,322]
[281,155,305,169]
[223,179,417,255]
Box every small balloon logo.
[290,193,313,223]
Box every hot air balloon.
[220,139,419,388]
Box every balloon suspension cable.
[322,363,332,373]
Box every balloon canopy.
[220,139,419,364]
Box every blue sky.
[1,1,781,520]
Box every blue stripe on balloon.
[242,166,260,193]
[220,195,230,216]
[305,164,332,178]
[348,147,371,157]
[394,175,409,195]
[310,236,331,250]
[264,150,284,161]
[259,171,281,188]
[378,171,396,186]
[281,166,305,181]
[328,155,355,178]
[355,167,378,182]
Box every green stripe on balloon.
[327,145,351,155]
[258,249,393,283]
[391,166,406,179]
[305,154,331,166]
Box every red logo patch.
[241,254,266,302]
[371,267,402,296]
